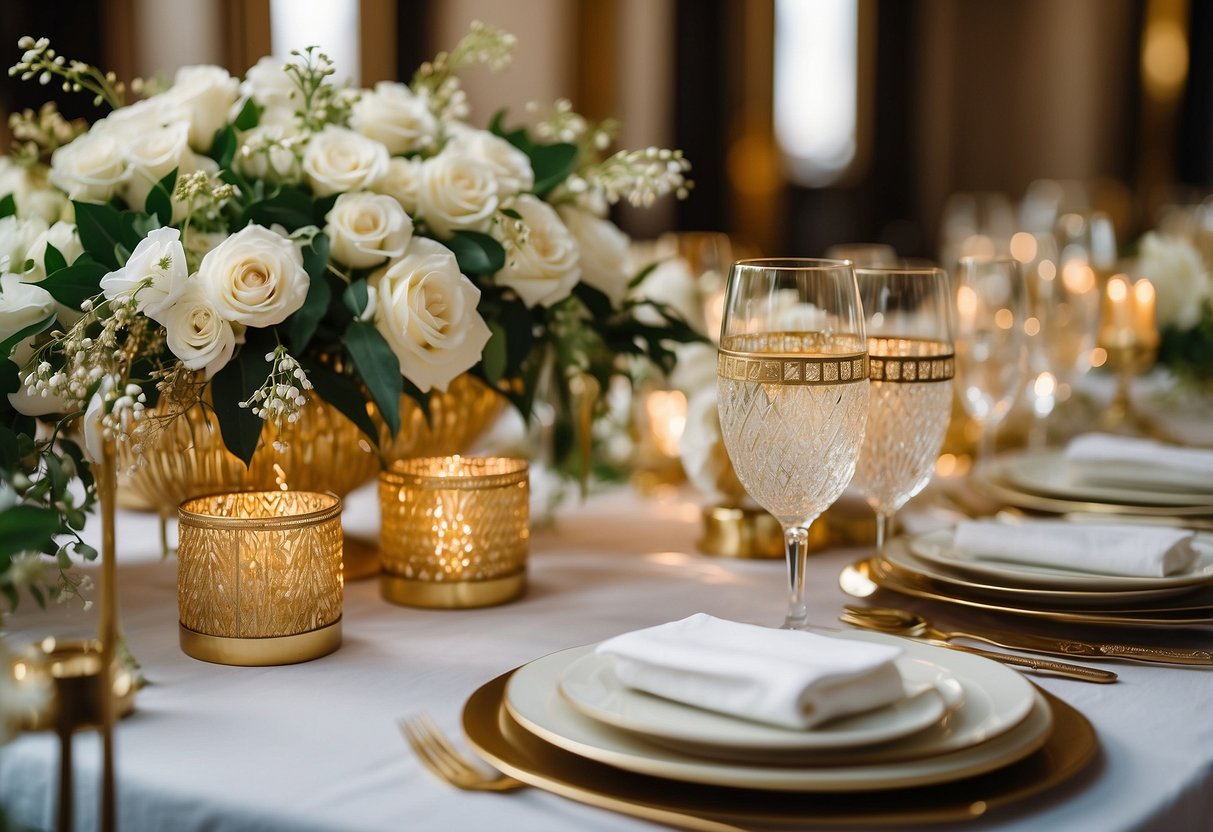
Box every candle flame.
[1107,275,1128,302]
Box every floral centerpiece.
[0,24,698,609]
[1136,230,1213,385]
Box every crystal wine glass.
[954,256,1029,471]
[716,259,869,629]
[850,267,955,554]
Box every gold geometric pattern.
[177,491,343,639]
[379,457,529,583]
[718,332,868,388]
[867,338,955,383]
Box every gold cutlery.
[839,608,1118,683]
[400,714,526,792]
[843,605,1213,667]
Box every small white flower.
[558,206,629,306]
[159,287,238,378]
[325,192,413,269]
[162,65,241,151]
[415,146,499,238]
[99,227,189,320]
[196,224,310,327]
[23,221,83,283]
[48,131,128,203]
[349,82,438,155]
[302,126,389,197]
[372,156,423,216]
[236,122,304,184]
[369,237,492,392]
[493,195,580,308]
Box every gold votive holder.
[11,638,136,733]
[177,491,344,666]
[379,456,529,608]
[697,505,831,559]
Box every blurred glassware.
[824,243,899,267]
[940,192,1016,269]
[1056,210,1118,278]
[954,256,1030,471]
[1019,179,1090,236]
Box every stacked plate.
[461,632,1098,828]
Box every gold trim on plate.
[380,571,526,609]
[971,465,1213,517]
[179,619,342,666]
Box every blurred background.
[1,0,1208,260]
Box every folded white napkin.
[594,614,905,730]
[953,519,1197,577]
[1064,433,1213,493]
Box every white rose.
[99,227,189,320]
[680,387,746,503]
[197,224,309,326]
[325,192,413,268]
[493,195,580,307]
[349,82,438,155]
[160,287,238,378]
[236,122,304,184]
[302,126,389,197]
[369,236,492,392]
[558,206,629,306]
[92,95,189,143]
[121,121,195,211]
[448,129,533,196]
[49,132,128,203]
[633,257,705,332]
[240,56,296,112]
[415,147,498,238]
[668,341,719,396]
[1136,232,1211,330]
[0,272,55,348]
[372,156,422,216]
[0,160,64,224]
[0,216,48,275]
[24,221,83,283]
[164,65,241,151]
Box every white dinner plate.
[1006,451,1213,507]
[557,651,960,760]
[504,632,1047,791]
[909,527,1213,591]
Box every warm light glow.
[1107,276,1128,303]
[1034,372,1056,398]
[1134,279,1155,306]
[1010,232,1038,264]
[995,308,1014,329]
[956,285,978,320]
[1091,346,1108,368]
[1038,260,1056,281]
[645,390,689,458]
[1062,262,1096,295]
[1024,317,1040,337]
[1142,19,1189,100]
[934,453,971,478]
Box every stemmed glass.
[850,267,955,554]
[954,256,1029,471]
[716,259,869,629]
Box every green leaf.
[530,142,579,198]
[43,242,67,275]
[627,259,662,291]
[299,359,379,446]
[343,321,402,436]
[0,424,18,468]
[38,259,108,310]
[73,201,126,269]
[144,168,179,226]
[234,98,262,131]
[500,207,522,221]
[0,314,55,360]
[343,280,371,317]
[0,194,16,218]
[573,282,612,319]
[444,231,506,275]
[210,345,271,467]
[0,506,61,558]
[302,231,331,281]
[289,237,333,351]
[246,187,315,231]
[483,322,507,384]
[210,125,238,168]
[313,193,340,225]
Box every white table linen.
[1,485,1211,832]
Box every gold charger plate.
[971,465,1213,518]
[462,670,1098,830]
[843,559,1213,628]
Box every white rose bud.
[49,132,128,203]
[558,206,629,307]
[23,221,84,283]
[0,271,55,348]
[240,56,296,112]
[0,216,49,275]
[197,224,310,327]
[99,227,189,320]
[494,195,580,308]
[448,129,534,196]
[369,237,492,392]
[159,287,237,378]
[349,82,438,155]
[325,192,413,269]
[121,121,195,211]
[415,147,499,238]
[302,126,390,197]
[372,156,422,216]
[164,65,241,151]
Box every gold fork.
[400,714,526,792]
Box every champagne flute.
[954,256,1029,471]
[850,267,955,554]
[716,259,869,629]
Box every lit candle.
[1132,279,1158,344]
[644,390,688,459]
[1102,275,1132,346]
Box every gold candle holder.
[177,491,344,666]
[379,456,529,608]
[1097,276,1159,432]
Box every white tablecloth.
[2,485,1212,832]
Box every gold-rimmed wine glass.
[716,259,869,629]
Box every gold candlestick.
[1097,276,1159,432]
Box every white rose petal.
[99,227,189,320]
[120,121,195,212]
[680,387,746,503]
[1136,232,1211,330]
[415,147,499,238]
[372,156,422,216]
[369,236,492,392]
[82,375,114,464]
[49,132,128,203]
[24,221,83,283]
[0,271,55,346]
[349,82,438,155]
[325,192,413,268]
[163,65,241,151]
[92,95,189,142]
[559,206,629,306]
[197,224,310,327]
[494,195,580,308]
[302,126,389,197]
[0,216,49,275]
[160,288,238,378]
[240,56,296,112]
[448,129,533,196]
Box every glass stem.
[875,511,894,556]
[782,524,812,630]
[976,419,995,476]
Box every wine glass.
[954,256,1029,471]
[824,243,898,268]
[850,267,955,554]
[716,259,869,629]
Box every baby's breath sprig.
[283,46,355,131]
[413,21,516,122]
[174,170,236,236]
[8,36,125,109]
[7,102,86,167]
[579,147,693,208]
[237,346,314,450]
[526,99,618,158]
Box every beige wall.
[133,0,225,77]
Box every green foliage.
[243,186,315,232]
[1158,302,1213,383]
[445,230,506,275]
[300,358,379,445]
[233,98,262,131]
[144,168,179,226]
[343,321,402,435]
[0,193,16,218]
[210,337,272,466]
[38,257,108,310]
